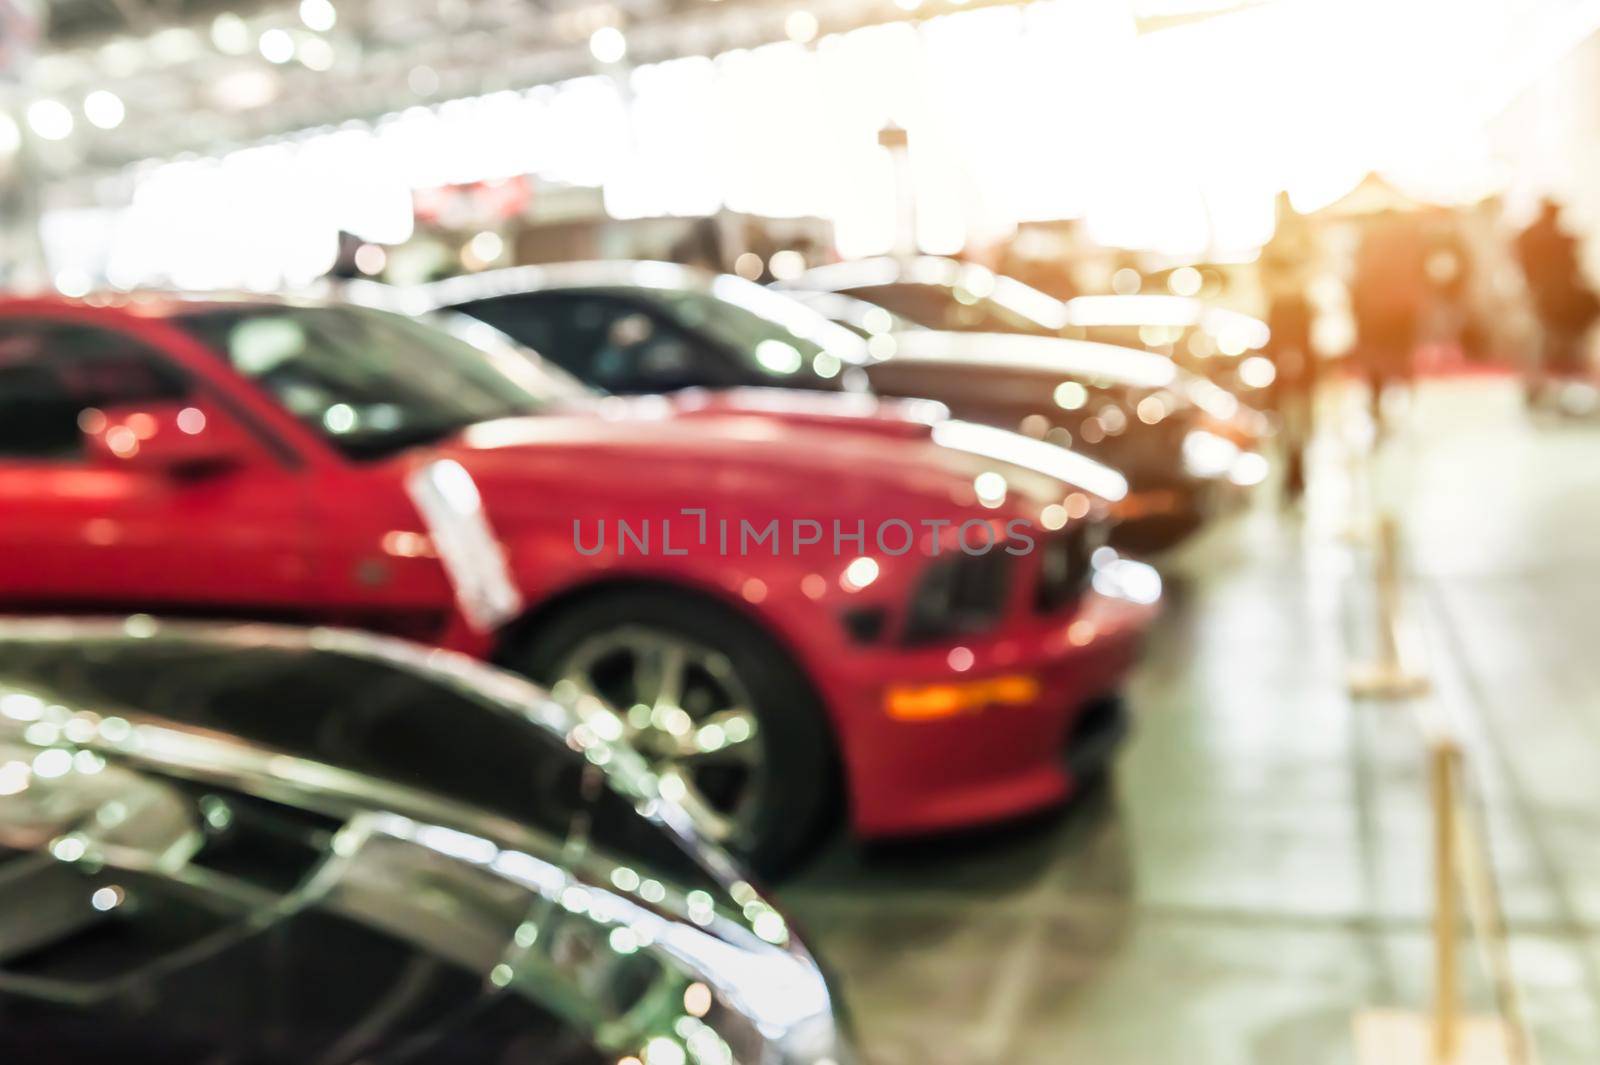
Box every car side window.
[453,294,609,377]
[0,320,190,461]
[458,294,734,394]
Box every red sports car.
[0,293,1158,871]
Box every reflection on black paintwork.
[0,617,850,1065]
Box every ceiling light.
[298,36,334,70]
[589,26,627,64]
[83,90,124,130]
[211,13,252,55]
[785,10,818,42]
[299,0,337,32]
[26,99,73,141]
[258,28,295,64]
[407,65,440,95]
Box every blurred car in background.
[782,257,1272,422]
[780,257,1271,435]
[406,262,1264,549]
[0,292,1154,873]
[781,286,1271,547]
[1060,294,1276,399]
[0,618,850,1064]
[782,258,1272,392]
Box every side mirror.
[82,401,251,476]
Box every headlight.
[1090,550,1163,606]
[1035,522,1104,613]
[1181,429,1239,479]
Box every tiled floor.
[777,378,1600,1064]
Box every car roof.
[405,260,718,311]
[777,255,1006,292]
[407,260,875,364]
[781,256,1069,330]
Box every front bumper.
[822,587,1155,839]
[1108,484,1206,552]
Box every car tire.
[507,587,839,878]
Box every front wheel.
[508,589,838,876]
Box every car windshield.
[179,304,553,460]
[639,282,865,391]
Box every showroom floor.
[778,378,1600,1065]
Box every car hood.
[0,720,848,1065]
[873,329,1266,443]
[420,387,1128,517]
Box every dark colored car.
[780,287,1271,543]
[0,617,852,1064]
[407,263,1263,549]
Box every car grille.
[903,550,1012,643]
[1034,523,1103,614]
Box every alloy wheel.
[555,626,766,847]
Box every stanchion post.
[1431,737,1463,1065]
[1376,516,1403,670]
[1348,513,1430,700]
